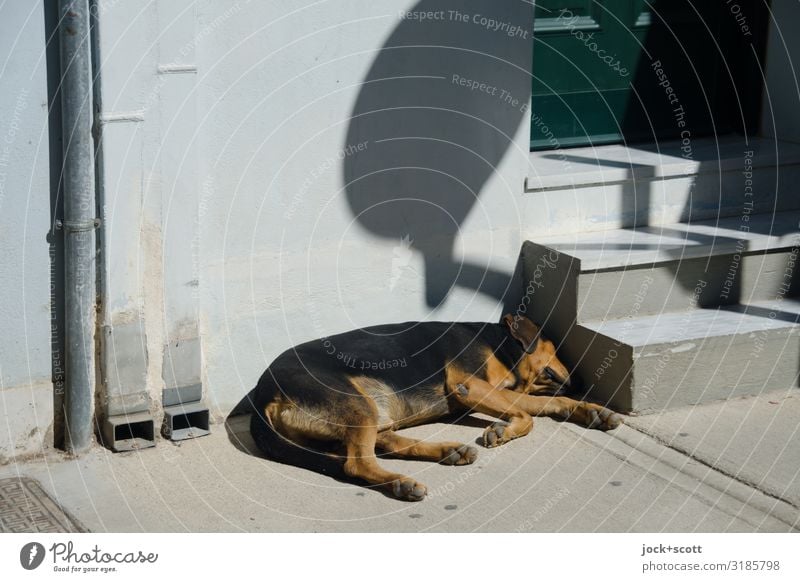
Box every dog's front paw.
[583,405,623,430]
[482,422,510,448]
[441,444,478,465]
[391,478,427,502]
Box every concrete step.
[522,136,800,236]
[521,210,800,413]
[523,209,800,323]
[573,299,800,413]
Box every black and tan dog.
[250,314,622,501]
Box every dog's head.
[502,314,571,395]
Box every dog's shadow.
[224,390,495,499]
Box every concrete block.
[162,335,202,394]
[523,136,800,236]
[163,383,202,407]
[523,211,800,334]
[101,411,155,453]
[527,209,800,272]
[578,251,795,322]
[162,401,210,441]
[581,300,800,413]
[101,322,150,417]
[522,211,800,413]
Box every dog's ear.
[502,314,541,353]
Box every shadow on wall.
[617,0,769,233]
[344,0,532,308]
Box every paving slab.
[0,476,84,532]
[626,390,800,510]
[0,409,794,532]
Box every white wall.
[0,1,53,461]
[191,0,533,410]
[0,0,534,461]
[93,0,534,414]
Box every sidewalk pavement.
[1,390,797,532]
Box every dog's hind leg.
[342,424,428,501]
[376,431,477,465]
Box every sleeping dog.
[250,314,622,501]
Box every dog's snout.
[551,375,572,396]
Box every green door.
[530,1,765,150]
[531,0,650,149]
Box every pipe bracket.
[56,218,101,232]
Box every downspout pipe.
[59,0,97,455]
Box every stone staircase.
[523,136,800,235]
[521,209,800,414]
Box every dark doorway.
[531,0,771,149]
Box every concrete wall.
[760,2,800,142]
[0,1,54,461]
[94,0,534,416]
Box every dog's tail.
[249,375,345,478]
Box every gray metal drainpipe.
[59,0,98,455]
